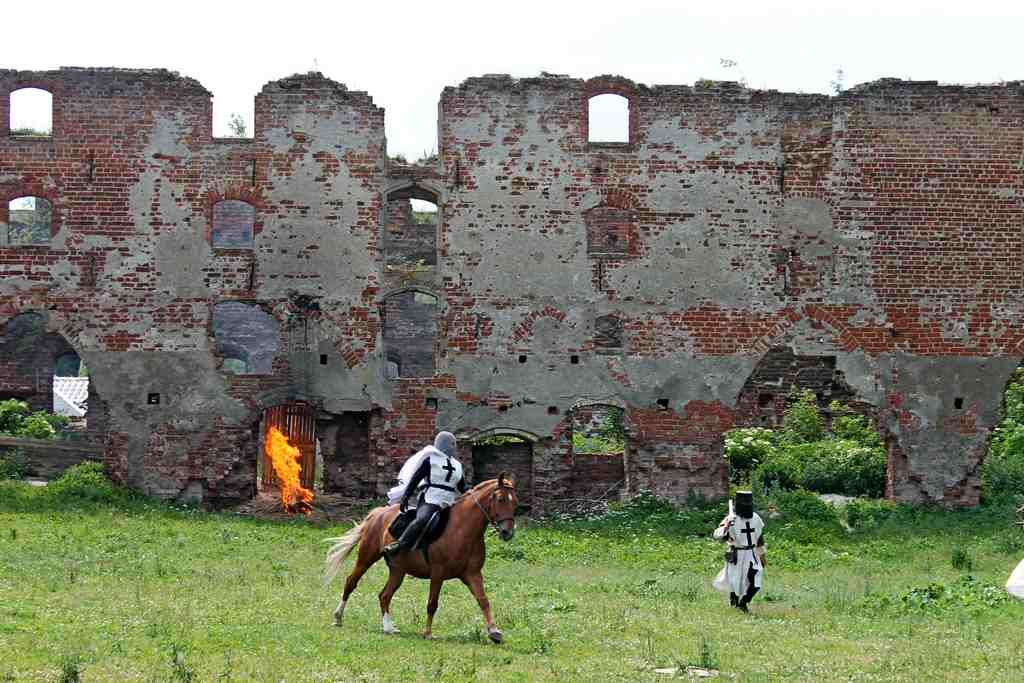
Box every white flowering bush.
[724,427,777,483]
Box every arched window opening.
[571,404,625,456]
[211,200,256,248]
[213,302,280,375]
[54,353,81,377]
[5,196,52,246]
[471,432,533,512]
[10,88,52,136]
[384,187,438,275]
[0,313,90,427]
[382,290,438,378]
[588,93,629,144]
[212,97,254,139]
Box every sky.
[6,0,1024,161]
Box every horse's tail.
[324,519,366,584]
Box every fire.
[264,426,314,513]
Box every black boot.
[729,593,739,608]
[384,517,422,557]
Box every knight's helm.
[434,431,457,458]
[735,490,754,519]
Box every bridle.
[471,483,516,534]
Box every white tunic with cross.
[712,512,765,597]
[421,450,464,507]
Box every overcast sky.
[6,0,1024,159]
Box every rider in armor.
[383,431,466,557]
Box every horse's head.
[491,472,518,541]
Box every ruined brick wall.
[437,75,1023,508]
[2,67,1022,508]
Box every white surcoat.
[421,450,464,507]
[387,445,464,508]
[712,512,765,597]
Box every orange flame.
[265,426,314,513]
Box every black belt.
[427,483,457,492]
[736,545,756,550]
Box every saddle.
[387,506,451,551]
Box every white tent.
[1008,559,1024,600]
[52,376,88,418]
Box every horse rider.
[383,431,467,557]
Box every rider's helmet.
[735,491,754,519]
[434,431,457,458]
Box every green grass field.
[2,478,1024,682]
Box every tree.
[830,67,846,95]
[227,113,248,138]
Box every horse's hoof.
[488,628,504,644]
[422,631,433,639]
[332,619,342,628]
[383,626,400,635]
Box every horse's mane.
[457,476,516,503]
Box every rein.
[469,485,514,534]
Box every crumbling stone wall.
[2,67,1022,509]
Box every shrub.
[844,498,897,530]
[18,412,57,439]
[780,389,826,444]
[723,427,776,483]
[0,398,63,440]
[950,547,973,572]
[829,401,883,448]
[770,488,841,526]
[983,422,1024,503]
[0,448,29,480]
[0,399,30,434]
[47,462,121,504]
[803,440,886,498]
[750,392,887,497]
[751,444,806,493]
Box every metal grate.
[261,402,316,490]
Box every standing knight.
[712,491,766,612]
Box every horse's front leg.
[423,574,443,639]
[462,571,502,644]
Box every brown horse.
[325,473,518,642]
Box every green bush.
[770,488,841,526]
[749,392,887,498]
[47,462,121,504]
[982,370,1024,502]
[0,448,29,480]
[723,427,776,483]
[0,399,30,434]
[0,398,63,440]
[844,498,898,530]
[780,389,826,444]
[829,402,883,448]
[751,444,805,492]
[804,440,886,497]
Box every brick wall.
[3,67,1021,508]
